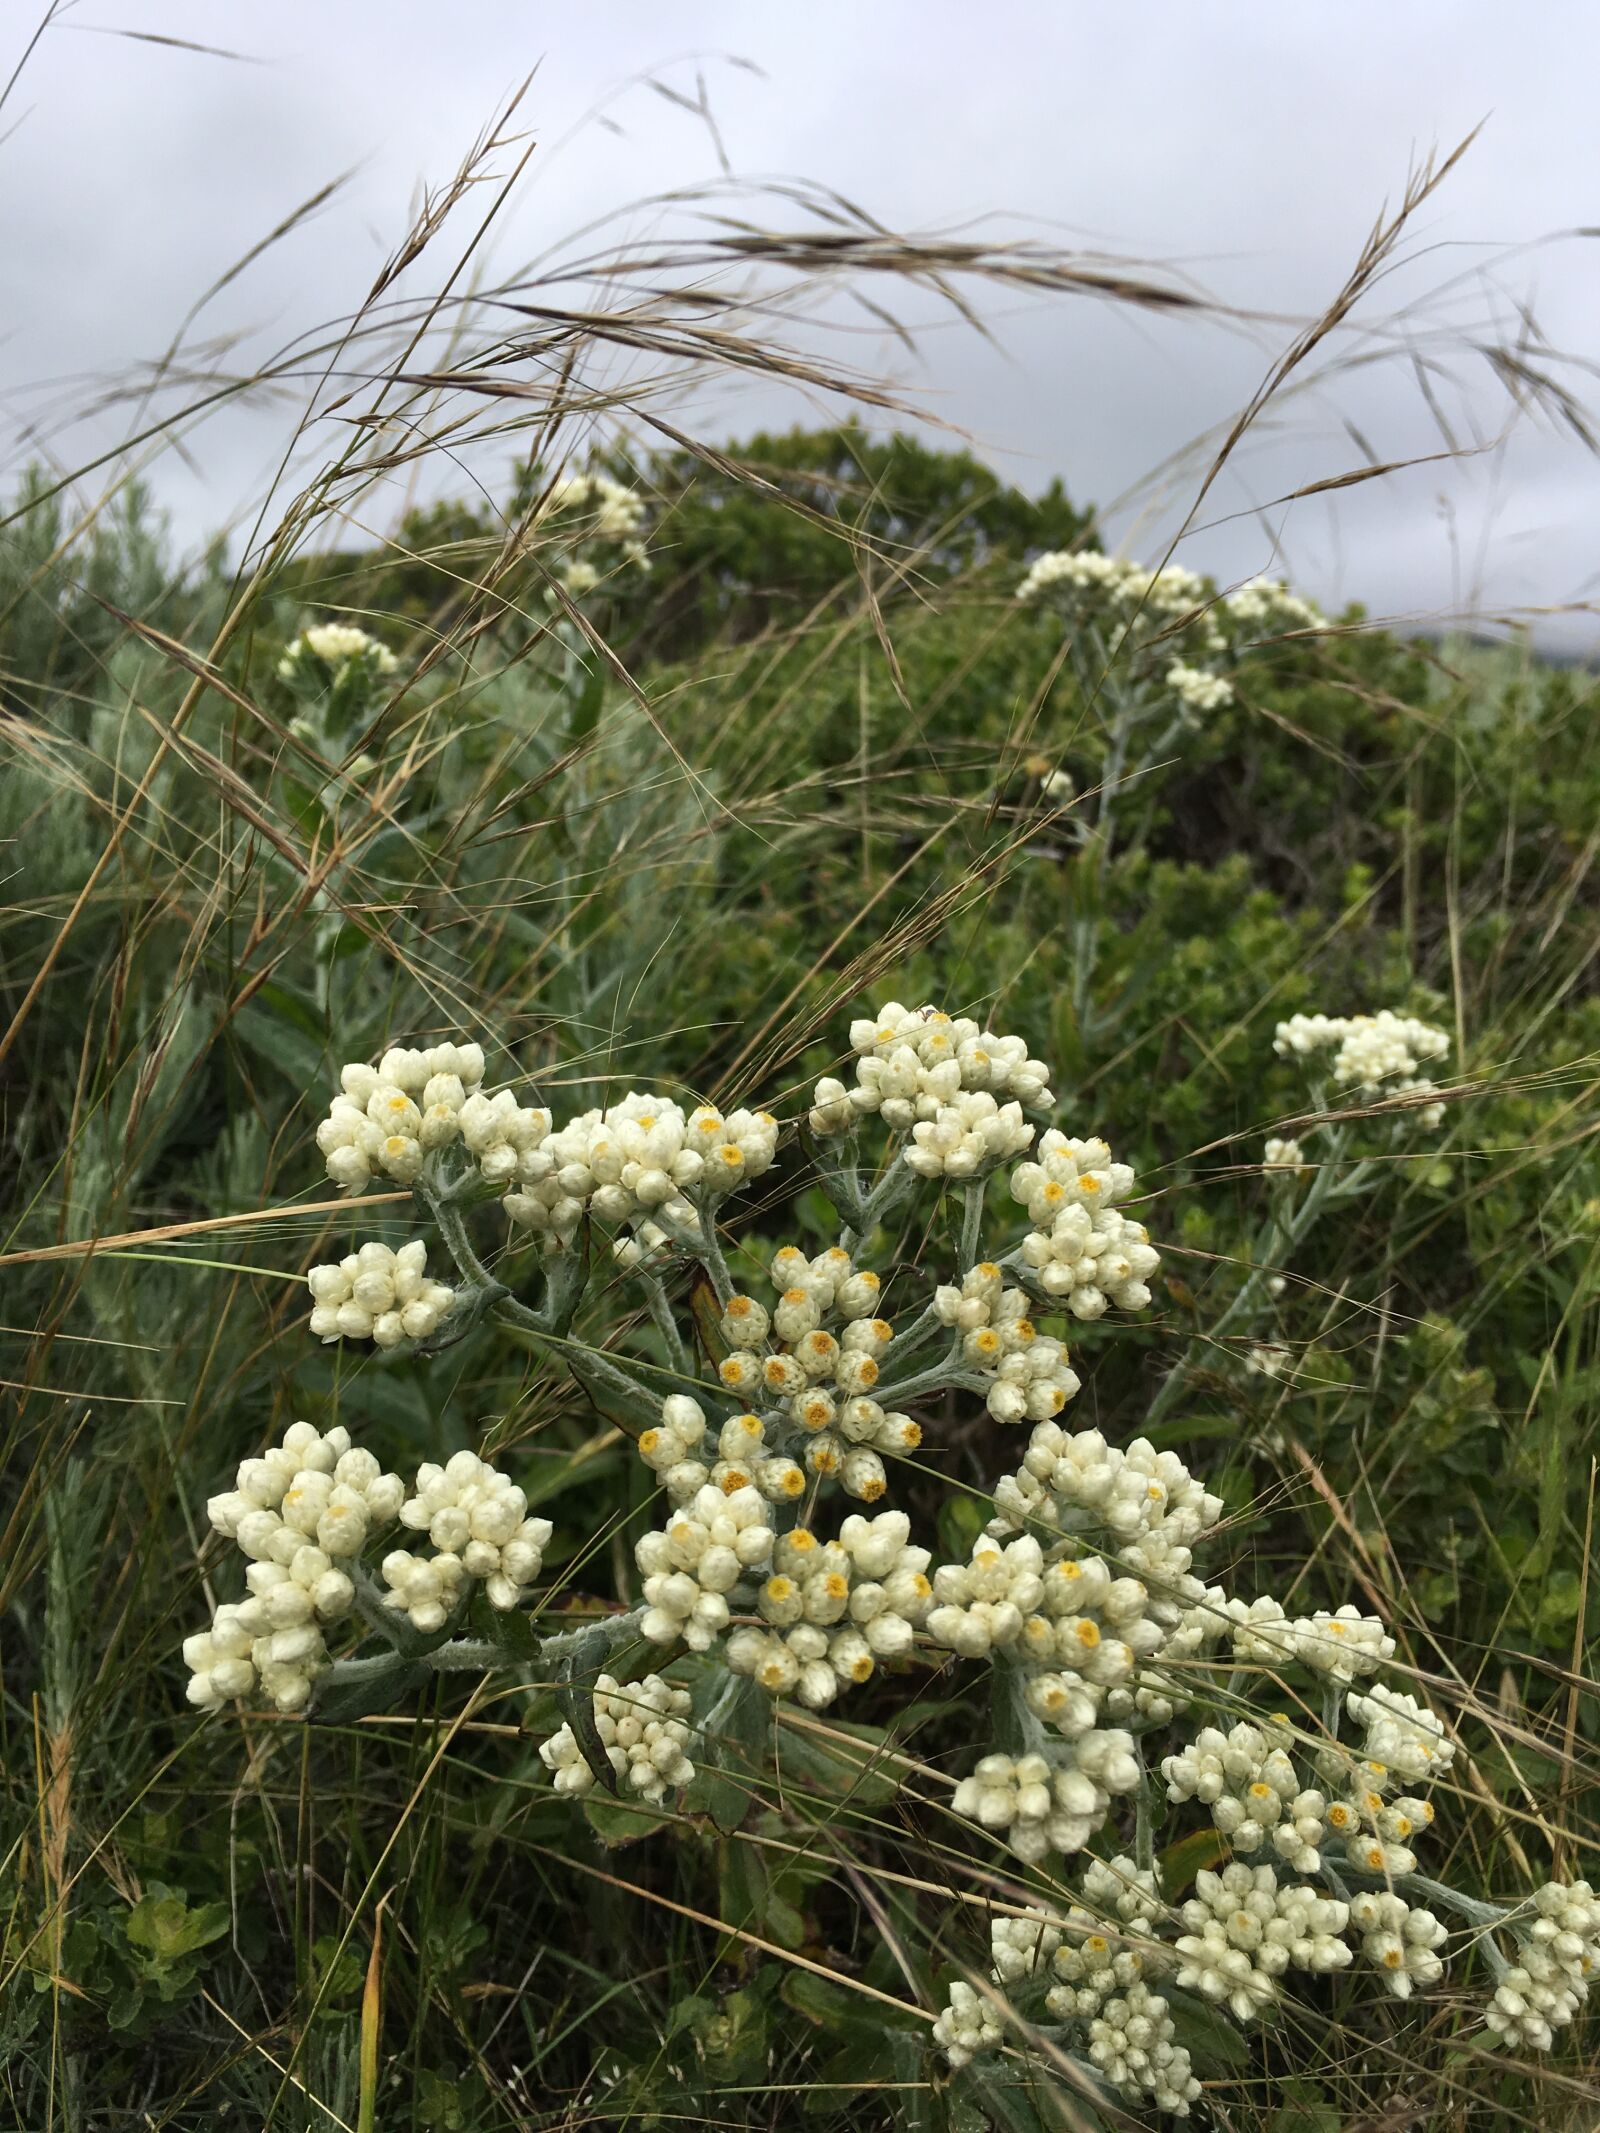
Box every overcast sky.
[5,2,1598,644]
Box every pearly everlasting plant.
[182,996,1595,2122]
[536,467,652,593]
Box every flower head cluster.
[726,1513,931,1707]
[1346,1686,1456,1785]
[1010,1133,1160,1320]
[1043,1856,1167,2018]
[636,1485,774,1652]
[306,1239,457,1348]
[988,1424,1224,1584]
[1085,1981,1201,2117]
[1325,1786,1436,1879]
[1166,660,1233,716]
[933,1263,1080,1422]
[1162,1720,1328,1874]
[931,1980,1002,2069]
[1274,1009,1451,1129]
[1016,551,1216,634]
[714,1247,913,1497]
[381,1452,551,1628]
[1173,1864,1350,2022]
[952,1734,1142,1864]
[317,1044,488,1189]
[192,1422,405,1710]
[1484,1882,1600,2051]
[538,1673,695,1804]
[808,1004,1051,1170]
[1263,1136,1307,1175]
[278,623,398,681]
[507,1094,777,1253]
[543,469,648,546]
[1226,576,1322,637]
[1349,1892,1448,1999]
[1225,1598,1395,1685]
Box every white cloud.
[4,1,1596,645]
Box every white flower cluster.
[1016,551,1216,634]
[316,1043,488,1189]
[1162,1720,1329,1874]
[933,1263,1080,1423]
[1262,1135,1306,1174]
[951,1734,1142,1864]
[1349,1891,1448,1999]
[1225,1598,1395,1684]
[726,1513,932,1707]
[1173,1864,1351,2022]
[191,1422,404,1711]
[1323,1781,1436,1881]
[544,469,648,544]
[306,1239,457,1348]
[808,1004,1051,1176]
[1010,1132,1160,1320]
[1485,1882,1600,2051]
[714,1246,915,1497]
[931,1980,1002,2069]
[278,622,399,680]
[507,1094,777,1253]
[1043,1857,1167,2019]
[937,1548,1163,1855]
[983,1879,1199,2113]
[1166,660,1233,716]
[538,1673,695,1804]
[1273,1008,1451,1128]
[1225,576,1322,636]
[1346,1685,1456,1785]
[638,1396,807,1510]
[1085,1981,1201,2117]
[636,1485,774,1653]
[381,1451,552,1628]
[315,1043,778,1255]
[988,1423,1224,1587]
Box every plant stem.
[959,1178,987,1269]
[640,1274,688,1373]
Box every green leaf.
[123,1889,229,1965]
[1163,1988,1251,2074]
[582,1791,673,1846]
[309,1653,426,1726]
[1158,1825,1230,1897]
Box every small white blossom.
[931,1979,1002,2068]
[316,1042,486,1189]
[952,1736,1140,1865]
[279,622,398,681]
[1174,1865,1350,2022]
[1166,660,1233,716]
[1226,576,1322,636]
[1163,1720,1327,1874]
[635,1484,773,1652]
[1273,1010,1450,1127]
[934,1265,1081,1421]
[808,1002,1054,1146]
[990,1909,1063,1984]
[1346,1686,1455,1784]
[538,1673,695,1804]
[1085,1981,1202,2117]
[306,1239,457,1348]
[392,1449,553,1615]
[1349,1891,1447,1999]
